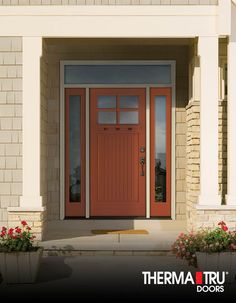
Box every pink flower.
[222,225,228,231]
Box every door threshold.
[64,216,171,220]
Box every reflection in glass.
[120,111,139,124]
[98,111,116,124]
[69,96,81,203]
[97,96,116,108]
[155,96,166,202]
[64,64,172,85]
[120,96,139,108]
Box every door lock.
[139,157,145,176]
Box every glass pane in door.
[120,111,139,124]
[97,96,116,108]
[119,96,139,108]
[155,96,166,202]
[69,96,81,202]
[98,111,116,124]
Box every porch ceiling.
[45,38,192,52]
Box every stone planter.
[196,252,236,283]
[0,247,43,284]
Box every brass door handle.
[140,157,145,176]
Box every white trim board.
[60,60,176,220]
[0,5,224,37]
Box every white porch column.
[226,3,236,206]
[19,36,44,210]
[198,36,221,206]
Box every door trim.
[60,60,176,220]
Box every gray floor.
[42,219,187,251]
[1,256,235,300]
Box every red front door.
[90,88,146,216]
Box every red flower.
[0,231,6,237]
[1,226,7,232]
[26,226,31,231]
[15,227,21,233]
[218,221,226,226]
[8,228,14,235]
[222,225,228,231]
[21,220,27,226]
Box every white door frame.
[60,60,176,220]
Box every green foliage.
[0,221,37,253]
[172,221,236,267]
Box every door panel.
[65,88,86,217]
[150,88,171,217]
[90,88,146,216]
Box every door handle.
[140,157,145,176]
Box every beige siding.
[0,37,22,227]
[0,0,218,5]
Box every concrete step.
[43,250,174,257]
[46,219,186,234]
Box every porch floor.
[41,220,186,253]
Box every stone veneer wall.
[0,37,22,226]
[8,211,45,240]
[186,100,200,230]
[218,100,227,201]
[186,99,236,231]
[0,0,218,6]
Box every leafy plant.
[172,221,236,267]
[0,221,37,252]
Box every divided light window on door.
[97,95,139,125]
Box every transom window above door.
[97,95,139,125]
[64,64,172,85]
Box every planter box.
[196,252,236,283]
[0,248,43,284]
